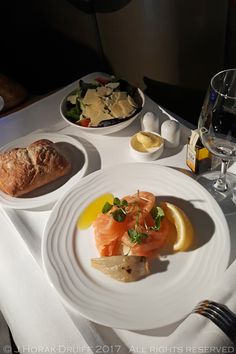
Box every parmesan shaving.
[78,85,139,126]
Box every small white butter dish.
[129,131,164,161]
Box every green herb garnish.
[127,203,148,245]
[113,197,128,207]
[128,229,148,244]
[113,197,121,206]
[102,197,128,222]
[150,206,165,231]
[111,209,126,222]
[102,202,113,214]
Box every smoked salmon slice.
[93,211,128,256]
[122,217,170,257]
[92,191,170,257]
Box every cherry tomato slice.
[79,118,91,127]
[95,77,110,85]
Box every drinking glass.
[198,69,236,207]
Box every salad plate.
[42,163,230,330]
[0,132,88,209]
[60,75,145,135]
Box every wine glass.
[198,69,236,209]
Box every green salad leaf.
[66,107,81,121]
[78,80,99,98]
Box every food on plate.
[65,76,143,127]
[87,191,194,282]
[0,139,71,197]
[91,255,150,282]
[160,202,194,251]
[77,193,114,229]
[131,131,164,152]
[93,191,169,257]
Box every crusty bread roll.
[0,139,71,197]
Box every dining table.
[0,72,236,354]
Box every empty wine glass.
[198,69,236,208]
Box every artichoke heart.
[91,256,150,282]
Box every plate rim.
[0,132,89,209]
[41,162,231,330]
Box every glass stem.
[213,159,229,192]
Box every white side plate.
[0,132,88,209]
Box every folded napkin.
[155,260,236,352]
[1,207,130,354]
[3,208,235,354]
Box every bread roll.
[0,139,71,197]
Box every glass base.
[196,171,236,214]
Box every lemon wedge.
[160,202,194,251]
[77,193,114,229]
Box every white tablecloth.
[0,73,235,354]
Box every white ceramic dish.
[42,163,230,330]
[0,132,88,209]
[60,87,145,135]
[129,131,164,161]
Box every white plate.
[60,81,145,135]
[42,163,230,330]
[0,132,88,209]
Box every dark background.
[1,0,236,125]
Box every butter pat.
[133,132,163,152]
[130,131,164,161]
